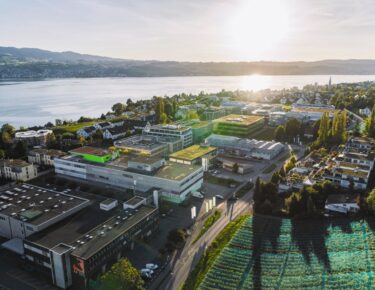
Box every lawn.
[53,121,96,133]
[198,215,375,290]
[181,215,249,290]
[193,210,221,244]
[205,174,240,187]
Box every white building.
[54,153,203,204]
[76,126,97,138]
[205,134,284,160]
[15,129,53,146]
[0,159,37,181]
[143,123,193,148]
[28,149,66,166]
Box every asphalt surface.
[152,144,305,290]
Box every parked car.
[141,268,154,278]
[145,263,159,270]
[192,191,204,199]
[215,194,224,200]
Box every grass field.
[199,215,375,289]
[54,121,96,133]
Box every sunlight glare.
[226,0,290,60]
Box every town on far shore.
[0,78,375,290]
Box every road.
[156,187,254,290]
[149,144,306,290]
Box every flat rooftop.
[149,123,190,132]
[114,135,167,150]
[124,196,145,206]
[169,145,216,161]
[0,184,89,225]
[292,107,337,113]
[129,155,164,165]
[70,146,111,157]
[0,159,31,168]
[154,161,201,181]
[27,204,157,260]
[213,114,264,126]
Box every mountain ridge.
[2,46,375,78]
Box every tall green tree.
[100,258,144,290]
[285,118,301,143]
[155,97,165,123]
[274,125,285,142]
[112,103,126,116]
[316,112,330,146]
[46,132,57,149]
[1,123,15,135]
[367,104,375,138]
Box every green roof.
[169,145,217,161]
[213,114,264,126]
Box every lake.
[1,75,374,128]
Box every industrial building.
[114,135,183,157]
[0,184,89,239]
[24,204,158,289]
[212,114,264,137]
[55,147,204,203]
[205,134,284,160]
[169,144,217,168]
[143,123,193,148]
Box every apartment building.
[0,159,37,181]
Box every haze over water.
[1,75,374,128]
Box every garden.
[199,215,375,289]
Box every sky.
[1,0,375,62]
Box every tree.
[0,149,5,159]
[1,123,15,135]
[164,101,173,117]
[78,136,86,146]
[112,103,126,116]
[285,118,301,143]
[366,104,375,138]
[316,112,330,146]
[172,100,178,117]
[1,131,12,146]
[168,229,186,246]
[186,110,199,120]
[12,141,27,158]
[253,177,261,203]
[271,172,280,184]
[155,97,165,123]
[274,125,285,142]
[366,188,375,212]
[55,119,62,126]
[160,113,168,124]
[279,166,286,178]
[46,133,57,149]
[100,258,144,290]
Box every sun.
[226,0,290,60]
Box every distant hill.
[2,46,375,78]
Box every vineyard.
[199,215,375,289]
